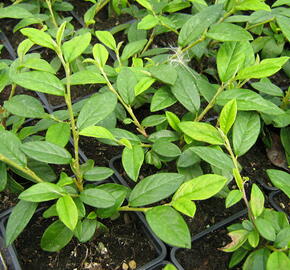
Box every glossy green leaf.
[250,184,265,218]
[173,174,227,201]
[117,67,137,105]
[276,15,290,42]
[172,198,196,217]
[13,71,65,96]
[77,91,117,130]
[80,126,116,141]
[122,145,144,182]
[80,188,115,208]
[134,76,155,96]
[19,182,65,202]
[232,112,261,156]
[243,248,270,270]
[267,251,290,270]
[179,121,224,145]
[0,6,32,19]
[219,99,237,135]
[95,31,116,50]
[121,39,147,60]
[229,248,248,268]
[41,220,74,252]
[74,219,97,242]
[5,200,37,245]
[152,140,181,158]
[236,0,271,11]
[66,70,106,85]
[148,64,177,85]
[150,87,177,112]
[21,141,72,164]
[0,130,27,167]
[138,14,159,30]
[251,78,283,97]
[166,111,180,132]
[226,190,243,208]
[255,217,276,241]
[46,123,70,147]
[146,206,191,248]
[141,115,166,127]
[129,173,184,207]
[21,58,56,74]
[83,167,114,181]
[266,170,290,198]
[93,43,108,67]
[21,28,56,50]
[177,148,200,168]
[56,195,78,230]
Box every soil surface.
[13,211,157,270]
[272,192,290,216]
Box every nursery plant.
[0,0,290,269]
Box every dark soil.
[14,211,157,270]
[0,191,17,213]
[272,192,290,216]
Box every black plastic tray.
[269,190,289,219]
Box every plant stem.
[118,205,151,212]
[8,84,16,100]
[141,29,156,55]
[88,0,110,27]
[0,154,44,183]
[181,34,206,54]
[45,0,58,28]
[281,87,290,109]
[246,18,275,31]
[99,66,148,137]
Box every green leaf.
[255,217,276,241]
[251,78,283,97]
[0,162,7,191]
[80,188,115,208]
[177,148,200,168]
[248,230,260,248]
[0,130,27,167]
[163,264,177,270]
[80,125,115,141]
[229,248,248,268]
[190,146,234,171]
[172,198,196,217]
[62,32,91,63]
[267,251,290,270]
[138,14,159,30]
[4,95,46,119]
[77,91,117,130]
[56,21,66,45]
[74,219,97,242]
[19,182,65,202]
[266,170,290,198]
[122,145,144,182]
[117,67,137,105]
[5,200,37,245]
[21,141,72,164]
[121,39,147,61]
[275,227,290,248]
[243,248,270,270]
[56,195,78,231]
[129,173,184,207]
[13,71,65,96]
[232,112,260,156]
[219,99,237,135]
[236,0,271,11]
[141,115,166,127]
[217,41,248,82]
[276,15,290,42]
[207,23,253,41]
[216,89,284,115]
[178,4,223,46]
[221,230,249,252]
[226,190,243,208]
[83,167,114,181]
[148,64,177,85]
[152,140,181,158]
[93,43,108,67]
[21,28,56,50]
[146,206,191,248]
[150,87,177,112]
[95,31,116,50]
[166,111,180,132]
[21,58,56,73]
[250,184,265,218]
[136,0,153,10]
[173,174,227,201]
[66,70,106,85]
[0,5,32,19]
[179,121,224,145]
[41,220,74,252]
[134,76,155,96]
[45,123,70,147]
[171,66,200,113]
[236,57,289,79]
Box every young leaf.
[21,28,56,50]
[206,23,253,41]
[19,182,65,202]
[134,76,155,96]
[135,0,153,11]
[21,141,72,164]
[250,184,265,218]
[41,220,74,252]
[77,91,117,130]
[56,195,78,231]
[45,123,70,147]
[80,188,115,208]
[146,206,191,248]
[79,126,116,141]
[122,145,144,182]
[95,31,116,50]
[232,112,260,156]
[129,173,184,207]
[62,32,91,63]
[13,71,65,96]
[173,174,227,201]
[179,122,224,145]
[121,39,147,61]
[56,21,66,45]
[219,99,237,135]
[266,170,290,198]
[166,111,180,132]
[83,167,114,181]
[138,14,159,30]
[5,200,37,245]
[172,199,196,217]
[93,43,108,67]
[226,190,243,208]
[0,130,27,167]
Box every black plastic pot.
[269,190,289,219]
[255,178,279,192]
[170,209,248,270]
